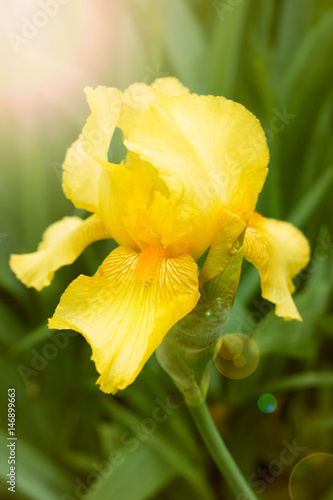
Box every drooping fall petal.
[10,215,110,291]
[244,213,310,320]
[49,245,200,393]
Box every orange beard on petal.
[134,246,170,284]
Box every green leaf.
[253,282,331,359]
[208,0,250,97]
[0,303,25,345]
[103,399,215,500]
[0,432,72,500]
[88,445,176,500]
[281,9,333,106]
[257,0,275,48]
[159,0,206,92]
[275,0,313,69]
[288,166,333,228]
[261,371,333,393]
[11,324,50,354]
[299,96,333,191]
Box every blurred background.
[1,0,333,499]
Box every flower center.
[134,246,170,283]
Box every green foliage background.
[1,0,333,499]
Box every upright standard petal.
[10,215,110,291]
[49,245,200,393]
[62,87,122,212]
[62,135,102,213]
[244,213,310,320]
[125,94,269,260]
[118,77,189,139]
[97,162,145,248]
[83,86,122,161]
[125,94,269,216]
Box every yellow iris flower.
[10,78,310,394]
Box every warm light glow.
[0,0,136,120]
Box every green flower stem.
[187,401,258,500]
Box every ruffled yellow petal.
[150,76,189,97]
[49,245,200,393]
[125,94,269,260]
[98,156,211,259]
[62,135,102,212]
[118,77,189,139]
[97,156,171,251]
[83,86,122,161]
[244,213,310,320]
[10,215,110,291]
[62,87,122,211]
[97,162,143,248]
[125,94,269,217]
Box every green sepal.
[156,248,244,405]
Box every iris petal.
[83,86,122,161]
[10,215,110,291]
[118,77,189,139]
[126,94,269,214]
[244,213,310,320]
[62,135,102,212]
[49,245,200,393]
[125,94,269,259]
[62,86,122,211]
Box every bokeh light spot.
[289,453,333,500]
[214,333,260,380]
[257,393,277,413]
[233,354,247,368]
